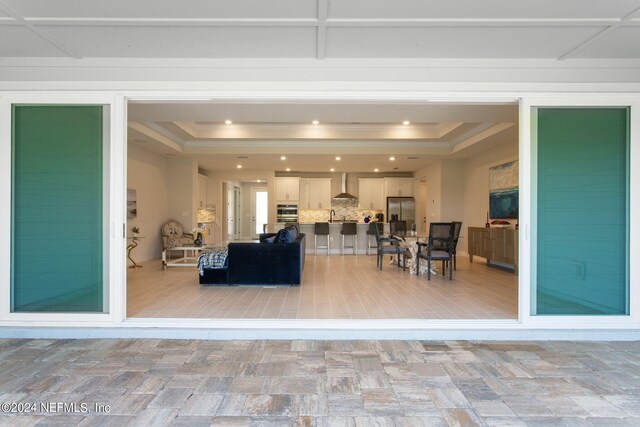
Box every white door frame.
[223,181,239,242]
[234,186,241,240]
[519,95,640,327]
[1,89,638,334]
[0,92,126,325]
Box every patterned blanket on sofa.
[197,248,228,276]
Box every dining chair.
[389,220,407,238]
[416,222,455,280]
[366,222,384,255]
[451,221,462,270]
[373,222,407,271]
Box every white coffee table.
[162,245,215,270]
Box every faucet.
[330,209,336,223]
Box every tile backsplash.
[299,207,382,223]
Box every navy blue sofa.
[199,233,305,286]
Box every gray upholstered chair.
[161,220,194,250]
[451,221,463,270]
[390,220,407,237]
[366,222,384,256]
[416,222,455,280]
[373,222,407,271]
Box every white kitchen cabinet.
[300,178,332,209]
[384,178,414,197]
[358,178,384,210]
[275,177,300,202]
[299,179,311,208]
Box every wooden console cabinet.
[468,227,518,274]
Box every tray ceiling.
[128,101,518,172]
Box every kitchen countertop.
[298,222,376,225]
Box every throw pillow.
[285,225,298,241]
[263,236,276,244]
[276,228,296,243]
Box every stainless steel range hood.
[333,173,357,199]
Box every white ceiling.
[0,0,639,60]
[4,1,632,171]
[128,101,518,173]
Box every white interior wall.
[166,158,198,233]
[461,140,519,252]
[126,145,168,262]
[415,161,443,224]
[413,142,518,254]
[441,160,466,223]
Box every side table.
[127,236,145,269]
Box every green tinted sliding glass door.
[12,106,105,313]
[535,108,629,315]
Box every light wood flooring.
[127,254,517,320]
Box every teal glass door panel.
[12,106,105,313]
[536,108,629,315]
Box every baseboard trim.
[1,326,639,341]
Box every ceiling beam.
[326,18,628,27]
[0,1,82,58]
[20,18,318,27]
[316,0,329,59]
[7,17,639,28]
[558,5,640,60]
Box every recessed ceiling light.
[389,156,396,161]
[335,156,341,161]
[330,168,335,172]
[374,168,379,172]
[225,120,233,125]
[312,120,319,125]
[286,168,291,172]
[236,164,242,169]
[402,120,410,126]
[256,179,261,183]
[280,156,286,160]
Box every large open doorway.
[126,99,520,321]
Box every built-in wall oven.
[276,204,299,223]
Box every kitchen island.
[272,222,390,255]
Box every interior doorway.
[251,188,269,239]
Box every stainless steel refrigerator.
[387,197,416,232]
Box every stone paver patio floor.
[0,339,639,426]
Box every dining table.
[387,233,436,276]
